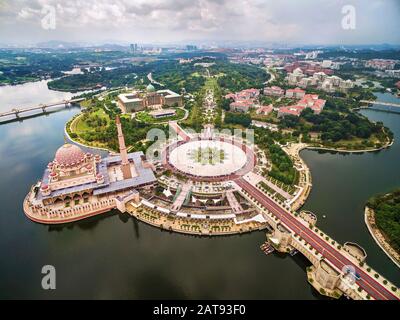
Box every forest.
[253,127,298,186]
[0,49,133,85]
[279,97,391,147]
[215,62,269,92]
[367,189,400,253]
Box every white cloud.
[0,0,399,44]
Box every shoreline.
[48,84,100,93]
[64,115,114,153]
[127,204,269,237]
[364,207,400,269]
[66,111,394,157]
[305,140,393,154]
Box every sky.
[0,0,399,46]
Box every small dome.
[146,83,155,92]
[54,144,85,166]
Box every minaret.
[116,116,132,179]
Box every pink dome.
[54,144,85,166]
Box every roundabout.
[162,137,256,182]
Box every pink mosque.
[23,116,157,224]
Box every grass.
[136,108,185,123]
[250,109,280,123]
[74,108,110,134]
[313,133,386,150]
[204,77,219,90]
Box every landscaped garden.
[135,108,186,123]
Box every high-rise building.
[130,43,138,54]
[186,45,197,51]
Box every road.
[236,178,399,300]
[265,68,276,84]
[147,72,164,87]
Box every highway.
[236,178,399,300]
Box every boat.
[260,242,275,255]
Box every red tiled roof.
[286,88,305,93]
[257,104,273,114]
[55,144,85,166]
[279,105,305,116]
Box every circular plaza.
[162,137,256,182]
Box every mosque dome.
[54,144,85,166]
[146,83,156,92]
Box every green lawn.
[136,108,185,123]
[73,108,110,135]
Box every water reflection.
[47,211,117,232]
[0,80,91,111]
[0,80,75,111]
[132,218,140,240]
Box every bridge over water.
[0,98,85,121]
[236,178,399,300]
[360,100,400,108]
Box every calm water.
[0,85,399,299]
[0,80,78,111]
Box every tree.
[224,112,252,127]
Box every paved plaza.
[168,139,248,177]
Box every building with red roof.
[227,88,260,113]
[256,104,273,115]
[230,100,253,113]
[264,86,284,97]
[278,105,305,118]
[285,88,306,99]
[297,94,326,114]
[278,93,325,117]
[284,62,334,75]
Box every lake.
[0,86,398,299]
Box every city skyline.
[1,0,400,46]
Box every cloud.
[0,0,399,44]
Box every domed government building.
[23,116,157,224]
[117,84,183,113]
